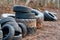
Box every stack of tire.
[0,17,22,40]
[13,5,36,35]
[0,5,37,40]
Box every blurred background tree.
[0,0,60,15]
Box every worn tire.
[16,13,35,19]
[31,9,43,18]
[2,24,15,40]
[0,17,16,26]
[18,23,27,37]
[44,12,57,21]
[13,5,31,13]
[5,22,22,33]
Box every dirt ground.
[22,9,60,40]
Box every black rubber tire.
[2,24,15,40]
[2,23,22,40]
[13,5,31,13]
[5,22,22,33]
[15,13,35,19]
[6,22,22,40]
[18,23,27,37]
[31,9,43,18]
[44,12,57,21]
[0,17,16,26]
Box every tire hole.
[14,31,21,36]
[2,27,9,38]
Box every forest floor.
[22,9,60,40]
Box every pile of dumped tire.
[13,5,36,35]
[0,17,22,40]
[0,5,58,40]
[0,5,37,40]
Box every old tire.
[16,13,35,19]
[5,22,22,33]
[2,24,15,40]
[18,23,27,37]
[2,23,22,40]
[13,5,31,13]
[0,17,16,26]
[44,12,57,21]
[31,9,43,18]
